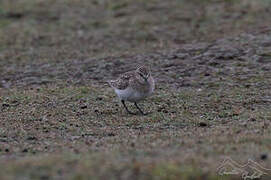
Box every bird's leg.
[121,100,136,115]
[134,102,147,115]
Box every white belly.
[114,87,149,102]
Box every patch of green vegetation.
[0,19,11,28]
[0,81,270,178]
[0,152,241,180]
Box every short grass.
[0,0,271,179]
[1,81,270,179]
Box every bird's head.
[136,66,150,81]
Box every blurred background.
[1,0,271,62]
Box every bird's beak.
[146,74,150,80]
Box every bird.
[109,65,155,115]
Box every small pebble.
[260,154,268,160]
[80,105,87,109]
[96,97,103,101]
[107,132,115,136]
[22,149,28,153]
[199,122,207,127]
[250,118,256,121]
[27,136,37,141]
[2,103,10,107]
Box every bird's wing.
[109,71,134,90]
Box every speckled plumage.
[109,71,135,90]
[109,66,155,115]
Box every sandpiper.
[109,65,155,115]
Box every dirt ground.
[0,0,271,180]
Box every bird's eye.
[139,73,145,78]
